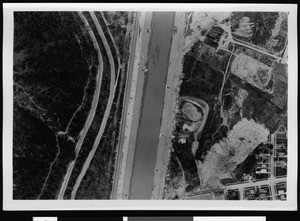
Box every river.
[129,12,175,199]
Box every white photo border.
[3,3,298,210]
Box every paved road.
[231,39,281,61]
[114,12,153,199]
[110,12,140,199]
[220,23,282,61]
[225,177,286,200]
[70,11,117,199]
[56,11,105,199]
[100,12,121,71]
[225,177,286,190]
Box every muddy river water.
[129,12,175,199]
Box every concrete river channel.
[129,12,175,199]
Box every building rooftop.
[276,133,287,140]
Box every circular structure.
[181,102,202,121]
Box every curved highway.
[56,11,104,199]
[100,12,121,79]
[70,11,117,199]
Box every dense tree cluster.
[13,12,96,199]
